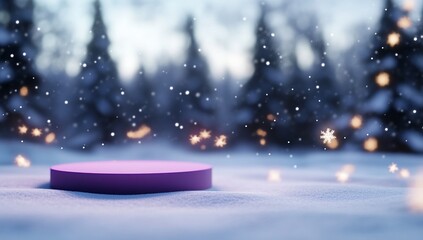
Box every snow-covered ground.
[1,140,423,240]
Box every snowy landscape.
[1,0,423,239]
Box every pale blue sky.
[34,0,422,81]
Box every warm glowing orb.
[408,170,423,212]
[350,115,363,129]
[214,135,227,147]
[256,128,267,137]
[19,86,29,97]
[336,164,355,183]
[189,134,201,145]
[397,16,412,29]
[375,72,390,87]
[199,129,211,139]
[45,132,56,144]
[15,154,31,168]
[267,169,281,182]
[403,0,415,11]
[363,137,378,152]
[387,32,400,47]
[18,125,28,134]
[399,168,410,179]
[127,125,151,139]
[31,128,42,137]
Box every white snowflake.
[320,128,336,144]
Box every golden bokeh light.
[375,72,390,87]
[327,138,339,149]
[266,114,276,121]
[189,134,201,145]
[267,169,281,182]
[363,137,378,152]
[403,0,415,11]
[126,125,151,139]
[259,138,266,146]
[399,168,411,179]
[31,128,42,137]
[45,132,56,144]
[15,154,31,168]
[408,170,423,212]
[397,16,412,29]
[199,129,211,139]
[336,164,355,183]
[387,32,400,47]
[350,115,363,129]
[18,125,28,134]
[256,128,267,137]
[214,135,227,147]
[19,86,28,97]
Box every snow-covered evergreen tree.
[0,0,45,139]
[283,16,340,147]
[356,0,423,152]
[67,0,124,149]
[236,5,287,146]
[127,67,154,129]
[170,16,215,140]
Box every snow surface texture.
[1,141,423,240]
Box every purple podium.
[50,161,212,194]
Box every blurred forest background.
[1,0,423,153]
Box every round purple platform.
[50,161,212,194]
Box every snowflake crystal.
[320,128,336,144]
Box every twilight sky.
[34,0,422,82]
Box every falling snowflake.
[199,129,211,139]
[320,128,336,144]
[189,135,201,145]
[388,163,399,173]
[214,135,227,147]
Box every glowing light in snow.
[375,72,390,87]
[327,138,339,149]
[15,155,31,168]
[45,132,56,144]
[189,135,201,145]
[403,0,415,11]
[18,125,28,134]
[397,17,412,29]
[266,114,275,121]
[388,163,399,173]
[408,170,423,212]
[127,125,151,139]
[19,86,29,97]
[199,129,211,139]
[214,135,227,147]
[320,128,336,144]
[350,115,363,129]
[387,32,400,47]
[267,169,281,182]
[256,129,267,137]
[399,168,410,179]
[336,164,355,183]
[363,137,378,152]
[31,128,42,137]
